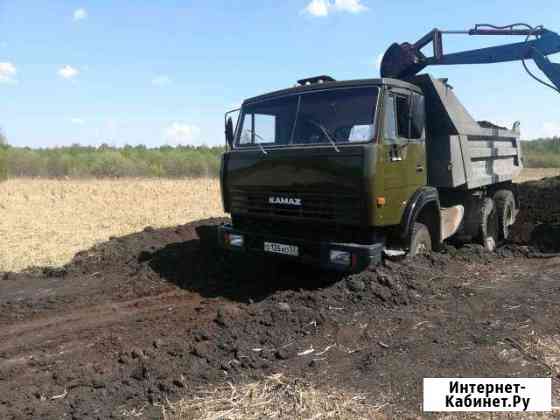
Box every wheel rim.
[484,236,496,252]
[416,242,429,255]
[485,209,499,251]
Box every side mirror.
[224,108,240,149]
[225,117,234,149]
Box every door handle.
[416,164,424,172]
[389,144,402,161]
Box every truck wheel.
[478,198,499,252]
[494,190,516,241]
[409,222,432,257]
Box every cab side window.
[384,91,426,144]
[410,93,425,139]
[396,93,425,140]
[383,95,398,145]
[395,96,411,138]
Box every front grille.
[230,188,364,224]
[232,215,373,244]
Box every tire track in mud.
[0,291,203,361]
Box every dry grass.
[161,374,386,420]
[535,335,560,374]
[0,178,225,272]
[516,333,560,414]
[514,168,560,183]
[1,168,557,272]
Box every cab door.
[377,88,427,225]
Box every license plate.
[264,242,299,256]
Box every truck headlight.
[329,250,351,266]
[228,234,244,248]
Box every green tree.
[0,128,7,180]
[0,143,226,179]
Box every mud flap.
[440,205,465,241]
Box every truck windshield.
[236,86,379,148]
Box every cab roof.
[242,77,422,105]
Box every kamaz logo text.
[268,197,302,206]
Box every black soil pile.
[511,175,560,253]
[0,220,498,419]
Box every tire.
[409,222,432,257]
[494,190,516,241]
[478,197,499,252]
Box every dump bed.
[410,74,523,190]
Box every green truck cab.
[218,74,522,272]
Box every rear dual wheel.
[408,191,514,256]
[494,190,516,241]
[409,198,500,256]
[478,191,516,251]
[478,197,499,251]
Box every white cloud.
[333,0,368,13]
[152,75,172,86]
[0,62,17,84]
[58,65,79,79]
[164,122,202,145]
[70,118,85,125]
[303,0,330,16]
[302,0,367,17]
[73,8,88,21]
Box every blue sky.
[1,0,559,147]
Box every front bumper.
[217,223,383,272]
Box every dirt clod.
[346,278,366,292]
[277,302,291,312]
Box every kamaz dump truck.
[218,23,560,272]
[218,74,521,271]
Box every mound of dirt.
[0,218,229,323]
[511,176,560,251]
[0,218,492,419]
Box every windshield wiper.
[256,141,268,156]
[308,120,340,152]
[250,131,268,155]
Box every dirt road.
[1,178,560,419]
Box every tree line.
[0,137,559,181]
[521,137,560,168]
[0,143,224,180]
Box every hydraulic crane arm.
[380,23,560,93]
